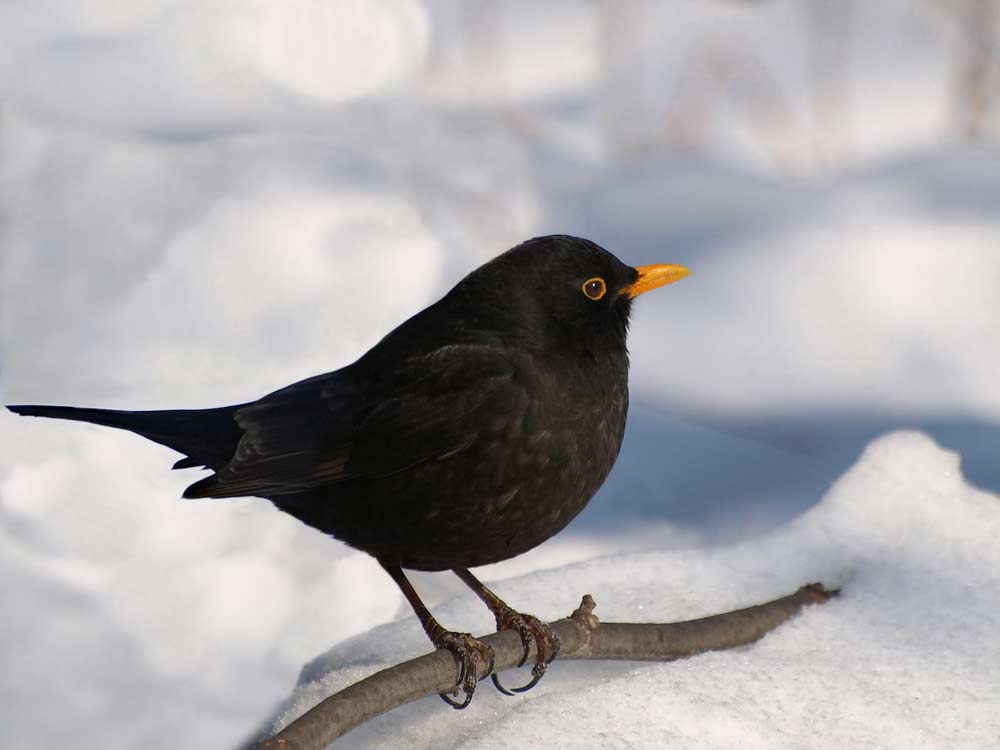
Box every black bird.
[8,235,688,706]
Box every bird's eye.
[581,277,607,300]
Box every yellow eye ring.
[582,277,607,300]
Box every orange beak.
[623,264,690,298]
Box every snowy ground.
[2,1,999,748]
[272,432,1000,749]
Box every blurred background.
[2,1,999,747]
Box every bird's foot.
[490,607,561,696]
[433,630,495,709]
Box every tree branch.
[253,583,837,750]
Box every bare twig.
[253,583,837,750]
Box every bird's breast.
[409,358,630,567]
[299,355,630,571]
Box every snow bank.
[616,152,1000,420]
[274,432,1000,749]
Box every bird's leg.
[379,560,494,709]
[452,568,561,695]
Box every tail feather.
[7,403,244,471]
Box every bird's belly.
[275,383,628,570]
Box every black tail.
[7,404,244,471]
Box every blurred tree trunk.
[596,0,649,162]
[950,0,999,140]
[806,0,854,168]
[459,0,509,107]
[419,1,508,107]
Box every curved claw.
[490,671,517,696]
[439,689,475,709]
[489,611,561,696]
[434,632,495,710]
[491,661,547,695]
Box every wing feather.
[183,345,522,499]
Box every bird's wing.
[182,345,525,499]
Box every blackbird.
[8,235,688,706]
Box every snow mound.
[273,431,1000,749]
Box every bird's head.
[453,235,689,359]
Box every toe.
[433,631,495,709]
[490,609,561,695]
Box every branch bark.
[254,583,837,750]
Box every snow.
[275,432,1000,749]
[2,1,999,748]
